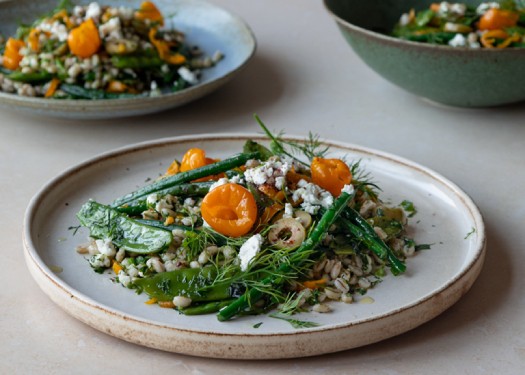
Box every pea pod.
[134,266,231,302]
[77,200,172,254]
[7,71,52,83]
[111,55,164,69]
[60,83,142,99]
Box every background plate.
[23,134,486,359]
[0,0,256,119]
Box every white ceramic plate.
[23,134,486,359]
[0,0,256,119]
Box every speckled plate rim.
[23,134,486,359]
[322,0,525,54]
[0,0,257,119]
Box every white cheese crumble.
[341,184,355,195]
[38,21,69,42]
[209,177,230,191]
[283,203,294,218]
[95,238,116,257]
[244,157,291,190]
[448,33,467,47]
[292,179,333,215]
[238,234,263,271]
[99,17,122,40]
[85,2,102,21]
[178,66,199,85]
[476,2,500,15]
[438,2,466,17]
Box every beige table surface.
[1,0,524,374]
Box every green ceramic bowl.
[324,0,525,107]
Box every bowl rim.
[322,0,525,53]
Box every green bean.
[341,207,406,275]
[60,83,141,99]
[180,299,236,315]
[77,200,172,254]
[7,71,52,83]
[217,189,354,322]
[112,152,260,208]
[111,55,164,69]
[116,181,214,215]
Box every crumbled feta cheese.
[292,180,333,215]
[89,253,110,269]
[209,177,230,191]
[283,203,294,219]
[38,21,69,42]
[99,17,122,40]
[438,2,466,17]
[467,32,481,48]
[244,157,291,190]
[146,193,158,206]
[399,13,411,26]
[178,66,199,85]
[448,33,467,47]
[85,2,102,21]
[95,238,116,257]
[341,184,355,195]
[238,234,263,271]
[476,2,500,15]
[118,270,132,287]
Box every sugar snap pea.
[60,83,141,99]
[111,55,164,69]
[134,266,231,302]
[77,200,172,254]
[7,71,52,83]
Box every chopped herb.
[400,200,417,217]
[253,322,263,328]
[464,227,476,239]
[269,313,320,329]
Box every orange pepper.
[201,183,258,237]
[479,8,519,31]
[310,157,352,197]
[28,29,41,52]
[135,1,164,26]
[164,159,181,176]
[111,259,123,275]
[2,38,25,70]
[301,279,327,290]
[181,148,207,172]
[44,78,61,98]
[148,28,186,65]
[429,3,441,13]
[480,29,512,48]
[68,18,101,58]
[180,148,223,181]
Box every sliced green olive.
[268,218,306,250]
[294,210,312,229]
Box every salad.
[393,1,525,48]
[0,1,222,98]
[75,118,425,323]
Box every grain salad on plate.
[0,1,222,98]
[74,118,428,324]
